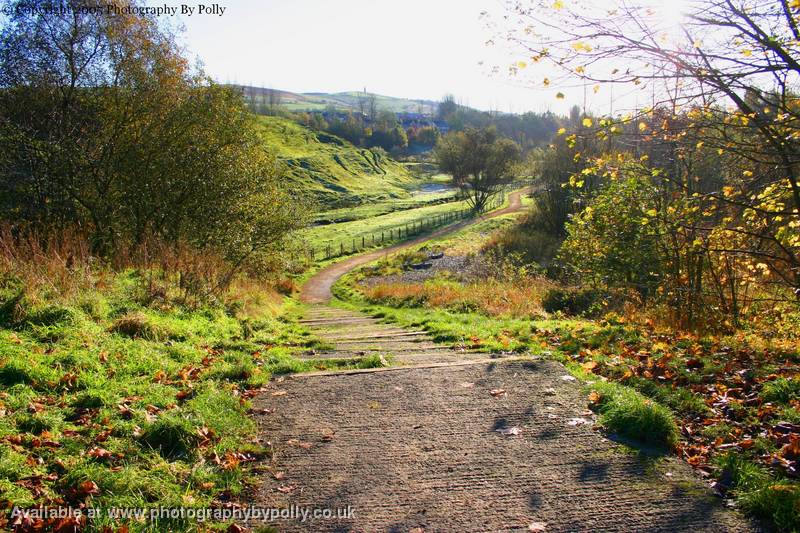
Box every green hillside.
[236,85,438,114]
[257,116,422,208]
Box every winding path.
[248,189,757,532]
[300,188,529,304]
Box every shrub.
[589,381,679,448]
[543,287,610,316]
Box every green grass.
[585,381,679,448]
[257,116,422,207]
[313,189,456,224]
[0,270,380,531]
[301,196,473,253]
[715,454,800,531]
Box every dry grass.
[0,224,285,313]
[364,277,556,318]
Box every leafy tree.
[0,0,304,272]
[498,0,800,327]
[435,128,521,211]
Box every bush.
[589,381,679,448]
[543,287,609,316]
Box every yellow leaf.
[593,84,600,94]
[743,170,753,177]
[638,122,648,132]
[553,0,564,9]
[557,127,567,135]
[582,117,593,128]
[517,61,528,69]
[571,41,592,52]
[556,92,565,100]
[543,77,551,86]
[741,49,752,57]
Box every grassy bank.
[0,265,380,531]
[257,116,421,207]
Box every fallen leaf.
[490,388,507,397]
[529,522,548,532]
[567,418,590,426]
[496,426,522,436]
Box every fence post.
[310,249,315,261]
[352,238,355,252]
[340,242,344,255]
[381,231,384,243]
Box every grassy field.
[313,189,456,224]
[256,116,423,207]
[301,196,474,255]
[0,269,383,531]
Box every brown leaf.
[489,388,507,397]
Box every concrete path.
[248,189,757,532]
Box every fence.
[300,190,508,263]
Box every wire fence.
[299,190,508,263]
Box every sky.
[163,0,640,115]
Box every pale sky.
[161,0,640,115]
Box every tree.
[0,0,304,271]
[435,128,521,211]
[498,0,800,326]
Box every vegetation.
[435,128,521,211]
[0,2,302,271]
[0,231,387,531]
[333,196,800,531]
[256,116,421,208]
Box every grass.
[257,116,422,207]
[715,453,800,531]
[313,189,456,224]
[586,380,679,448]
[0,267,381,531]
[301,196,472,252]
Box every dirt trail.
[248,188,757,532]
[300,188,528,304]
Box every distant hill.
[256,116,422,208]
[234,85,438,115]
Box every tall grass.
[0,225,290,310]
[364,276,555,318]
